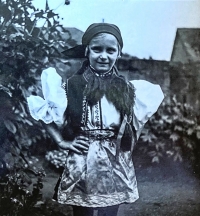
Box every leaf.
[140,133,157,143]
[184,118,195,125]
[47,10,57,19]
[34,10,45,18]
[152,156,159,163]
[187,128,193,136]
[166,150,174,156]
[196,126,200,131]
[186,142,193,149]
[173,153,183,162]
[10,145,20,156]
[196,131,200,139]
[165,118,172,124]
[155,142,165,151]
[170,133,180,142]
[174,125,183,131]
[34,201,45,207]
[4,119,17,134]
[25,119,33,126]
[19,102,27,117]
[148,151,156,157]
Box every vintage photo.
[0,0,200,215]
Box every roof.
[44,26,84,53]
[64,27,84,45]
[171,28,200,63]
[56,27,84,49]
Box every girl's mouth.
[97,62,109,64]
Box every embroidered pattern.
[94,102,101,129]
[56,140,139,207]
[83,66,113,82]
[81,96,87,126]
[61,82,67,96]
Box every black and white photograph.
[0,0,200,215]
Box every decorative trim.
[94,102,101,129]
[61,81,67,96]
[57,190,139,207]
[81,96,87,126]
[99,100,103,129]
[83,66,114,82]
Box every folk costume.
[27,23,164,209]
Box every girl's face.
[88,33,119,73]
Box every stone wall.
[116,58,200,111]
[170,62,200,111]
[116,58,170,95]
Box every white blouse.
[27,67,164,138]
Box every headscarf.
[82,23,123,48]
[62,23,123,58]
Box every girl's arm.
[42,121,64,146]
[42,121,89,154]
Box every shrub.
[0,1,71,213]
[0,166,45,216]
[0,0,73,171]
[139,95,200,166]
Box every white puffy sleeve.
[130,80,164,139]
[27,67,67,125]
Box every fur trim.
[83,66,135,116]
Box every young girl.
[27,23,164,216]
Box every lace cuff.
[27,67,67,125]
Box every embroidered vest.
[62,64,137,152]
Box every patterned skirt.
[57,130,139,207]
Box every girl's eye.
[90,46,117,54]
[91,46,102,53]
[107,48,117,54]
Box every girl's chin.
[95,66,112,73]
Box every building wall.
[117,58,170,95]
[170,29,200,111]
[116,57,200,111]
[170,62,200,111]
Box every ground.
[34,150,200,216]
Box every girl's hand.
[58,136,89,154]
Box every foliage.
[45,150,68,169]
[0,0,73,172]
[0,155,70,215]
[0,166,45,216]
[139,95,200,164]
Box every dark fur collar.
[82,64,135,117]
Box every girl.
[27,23,164,216]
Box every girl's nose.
[99,52,107,60]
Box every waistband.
[80,130,116,140]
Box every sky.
[32,0,200,61]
